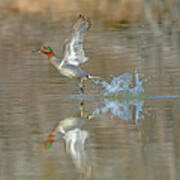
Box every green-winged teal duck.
[34,14,99,93]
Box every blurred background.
[0,0,180,180]
[1,0,180,23]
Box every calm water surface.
[0,12,180,180]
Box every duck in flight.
[34,14,99,93]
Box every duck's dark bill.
[32,49,41,53]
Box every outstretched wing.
[61,14,91,66]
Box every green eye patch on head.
[44,46,52,51]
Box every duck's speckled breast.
[50,58,61,70]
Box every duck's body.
[34,14,98,93]
[60,65,88,80]
[49,56,88,79]
[52,116,87,134]
[43,101,94,148]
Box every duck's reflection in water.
[43,101,93,177]
[64,129,92,177]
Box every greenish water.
[0,10,180,180]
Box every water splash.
[74,72,180,122]
[93,99,144,124]
[93,72,145,96]
[93,72,146,123]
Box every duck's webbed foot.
[80,87,84,94]
[79,79,85,94]
[80,100,84,117]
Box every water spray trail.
[149,95,180,99]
